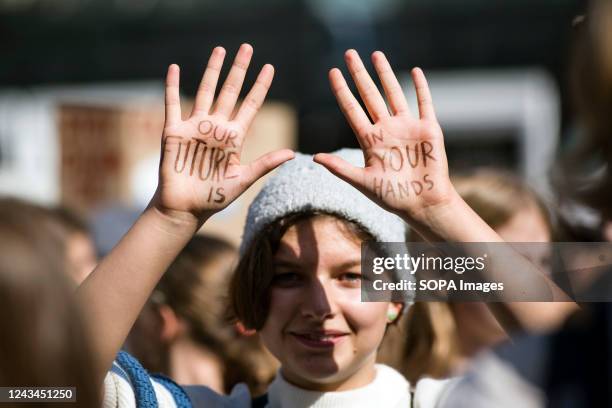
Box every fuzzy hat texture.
[240,148,407,254]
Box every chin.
[293,356,344,380]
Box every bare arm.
[316,49,577,333]
[77,44,294,377]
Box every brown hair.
[0,198,97,286]
[378,302,461,384]
[51,206,91,236]
[157,235,237,351]
[555,2,612,217]
[129,235,248,391]
[0,198,67,271]
[0,197,101,407]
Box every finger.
[191,46,226,116]
[234,64,274,130]
[165,64,181,127]
[329,68,372,143]
[344,49,390,122]
[242,149,295,188]
[412,67,437,121]
[313,153,366,191]
[213,43,253,118]
[371,51,411,116]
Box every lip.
[288,330,349,349]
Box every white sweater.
[103,355,453,408]
[266,364,409,408]
[266,365,453,408]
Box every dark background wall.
[0,0,585,152]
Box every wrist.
[399,188,464,241]
[420,188,463,226]
[400,188,504,243]
[146,200,208,238]
[148,189,215,228]
[404,184,461,221]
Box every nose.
[300,278,335,321]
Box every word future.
[163,135,239,204]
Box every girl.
[226,149,415,406]
[78,44,571,406]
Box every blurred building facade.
[0,0,581,237]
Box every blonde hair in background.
[378,168,553,383]
[452,168,552,232]
[378,302,461,384]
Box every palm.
[154,45,293,219]
[158,117,244,214]
[316,50,453,219]
[360,115,449,213]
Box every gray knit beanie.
[240,148,407,254]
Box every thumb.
[313,153,366,191]
[242,149,295,189]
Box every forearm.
[72,45,290,384]
[319,50,578,333]
[77,205,202,377]
[407,190,503,244]
[405,191,578,333]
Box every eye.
[272,272,303,287]
[338,272,362,287]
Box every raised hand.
[153,44,294,221]
[313,50,578,333]
[315,50,455,223]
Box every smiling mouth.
[289,331,349,348]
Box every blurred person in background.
[0,197,101,407]
[379,169,554,383]
[0,198,66,271]
[52,206,98,285]
[441,1,612,406]
[125,234,278,396]
[0,197,97,286]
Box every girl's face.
[496,203,552,273]
[258,216,400,391]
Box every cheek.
[259,289,297,347]
[267,287,300,317]
[340,300,389,340]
